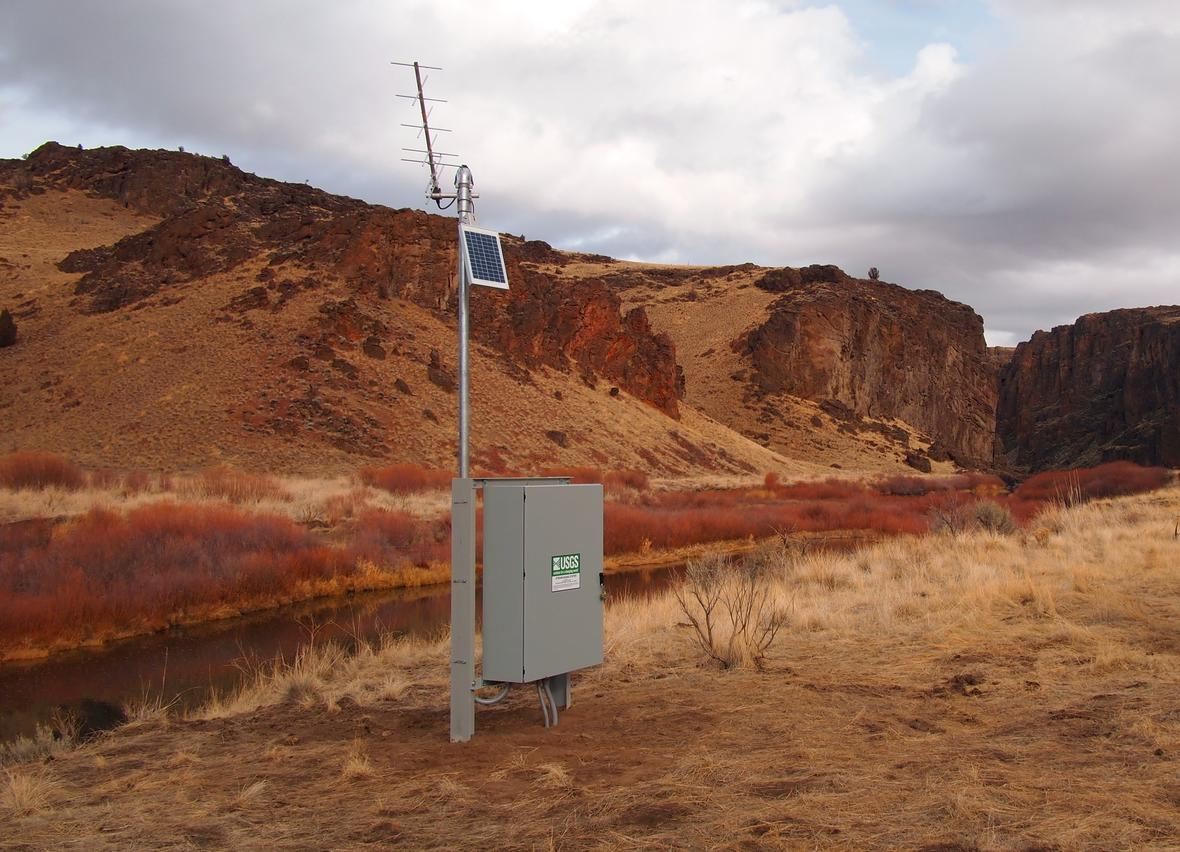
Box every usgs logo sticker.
[550,553,581,592]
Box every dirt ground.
[4,491,1180,849]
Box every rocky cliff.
[733,266,996,465]
[996,307,1180,470]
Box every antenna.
[392,61,457,204]
[394,59,514,744]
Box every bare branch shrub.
[675,551,788,670]
[930,499,1016,536]
[971,500,1017,534]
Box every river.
[0,564,685,742]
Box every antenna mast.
[393,59,480,475]
[395,59,505,743]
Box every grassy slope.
[4,487,1180,847]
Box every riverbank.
[3,460,1170,662]
[0,529,874,664]
[0,516,877,665]
[5,487,1179,847]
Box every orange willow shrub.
[0,451,85,490]
[0,503,348,648]
[0,500,461,650]
[1014,461,1171,505]
[604,499,929,556]
[194,466,287,502]
[875,473,1005,496]
[359,464,451,494]
[349,509,449,567]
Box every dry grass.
[342,743,376,779]
[2,767,55,816]
[3,486,1180,848]
[0,469,449,526]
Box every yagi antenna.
[391,60,455,202]
[393,59,518,745]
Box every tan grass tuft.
[234,780,268,808]
[342,744,376,780]
[533,762,573,788]
[3,767,54,816]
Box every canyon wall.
[736,266,996,465]
[996,307,1180,470]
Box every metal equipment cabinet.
[482,482,604,684]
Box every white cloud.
[1,0,1177,341]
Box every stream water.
[0,536,875,743]
[0,564,685,742]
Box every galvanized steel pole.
[455,164,473,477]
[450,163,476,742]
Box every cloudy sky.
[2,1,1177,345]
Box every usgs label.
[550,553,581,592]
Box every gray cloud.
[1,0,1177,344]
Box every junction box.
[482,481,604,684]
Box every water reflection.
[0,564,684,742]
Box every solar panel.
[460,225,509,290]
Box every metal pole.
[455,164,473,477]
[449,476,475,741]
[450,163,476,742]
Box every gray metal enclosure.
[482,482,604,683]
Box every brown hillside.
[1,142,1002,479]
[0,143,809,479]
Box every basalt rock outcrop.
[996,307,1180,470]
[469,267,681,417]
[737,269,996,464]
[20,143,680,417]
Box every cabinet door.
[522,484,604,681]
[481,484,525,682]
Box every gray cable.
[536,681,550,728]
[544,678,559,727]
[473,682,510,706]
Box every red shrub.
[88,468,120,490]
[1015,462,1170,505]
[603,496,929,556]
[775,478,870,501]
[0,518,54,554]
[875,472,1007,497]
[195,466,286,502]
[875,475,930,496]
[604,469,649,493]
[0,502,351,649]
[350,509,449,567]
[123,470,154,495]
[540,467,603,485]
[0,451,85,491]
[359,464,451,494]
[764,472,781,490]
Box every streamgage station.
[395,61,605,743]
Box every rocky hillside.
[996,307,1180,471]
[0,143,785,477]
[0,141,1041,479]
[579,260,995,471]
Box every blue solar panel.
[462,226,508,288]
